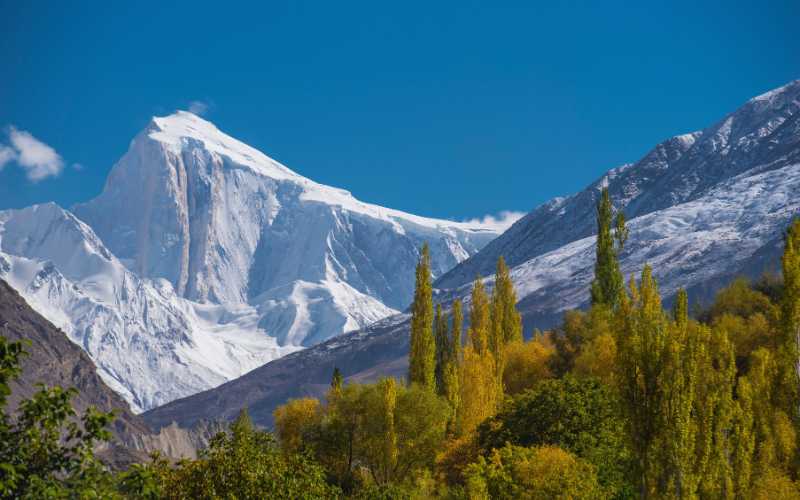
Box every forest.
[1,188,800,499]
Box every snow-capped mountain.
[143,80,800,430]
[0,114,501,411]
[436,79,800,291]
[73,112,497,345]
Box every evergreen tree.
[408,244,435,391]
[590,188,625,309]
[468,277,491,355]
[434,304,449,395]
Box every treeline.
[1,188,799,499]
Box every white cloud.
[188,100,210,116]
[462,210,525,232]
[5,126,64,182]
[0,144,16,170]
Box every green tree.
[409,243,435,391]
[464,444,602,500]
[615,266,671,498]
[441,300,463,432]
[468,277,491,355]
[434,304,449,396]
[779,219,800,419]
[477,375,632,497]
[148,409,338,499]
[451,298,463,360]
[590,187,625,309]
[0,336,116,498]
[331,366,344,399]
[490,256,523,355]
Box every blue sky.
[1,1,798,222]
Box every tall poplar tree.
[468,277,491,355]
[779,219,800,417]
[615,266,670,498]
[451,299,463,361]
[590,188,625,309]
[434,304,449,395]
[409,244,435,391]
[331,366,344,398]
[442,300,463,432]
[490,256,523,355]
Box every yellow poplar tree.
[409,244,435,390]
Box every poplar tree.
[672,288,688,327]
[490,256,523,356]
[590,188,625,309]
[468,277,491,355]
[330,366,344,399]
[615,266,670,498]
[442,300,463,431]
[451,299,463,361]
[409,244,435,390]
[434,304,449,395]
[779,219,800,417]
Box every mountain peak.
[749,78,800,104]
[142,111,301,182]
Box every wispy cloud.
[2,126,65,182]
[462,210,525,232]
[0,144,15,170]
[188,100,210,116]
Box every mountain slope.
[436,80,800,290]
[0,278,150,441]
[143,80,800,430]
[0,204,299,412]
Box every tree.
[468,277,491,355]
[490,256,523,355]
[590,187,625,309]
[464,444,601,500]
[503,333,555,395]
[434,304,449,396]
[149,409,338,499]
[457,345,498,436]
[571,331,617,385]
[477,375,632,497]
[273,397,322,454]
[279,380,449,489]
[409,243,435,391]
[331,366,344,396]
[779,219,800,418]
[615,266,672,498]
[441,300,463,432]
[0,336,116,498]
